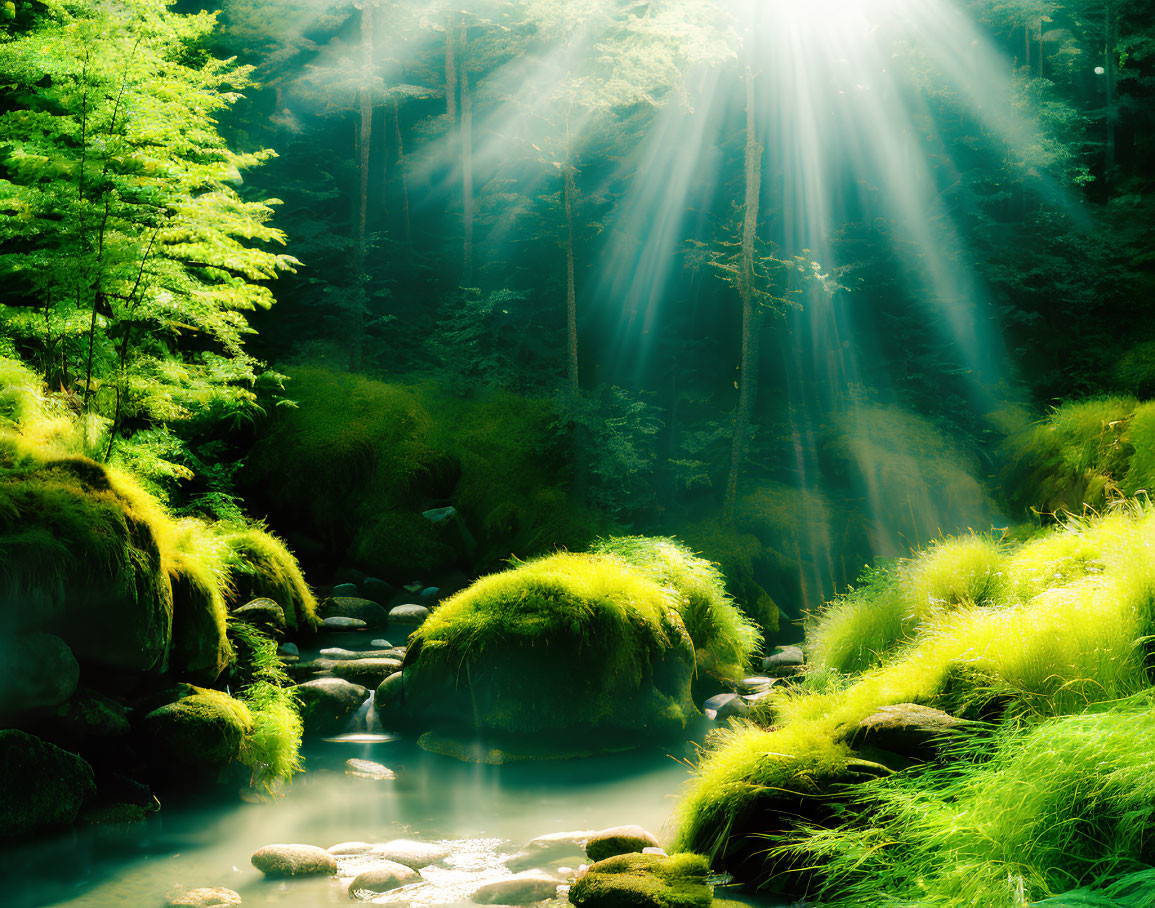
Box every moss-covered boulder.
[400,552,697,752]
[589,537,760,687]
[169,519,231,684]
[0,442,174,672]
[0,631,78,714]
[569,853,712,908]
[0,729,95,838]
[143,685,252,774]
[217,523,317,632]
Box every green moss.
[590,536,760,684]
[350,509,455,577]
[1123,400,1155,496]
[226,619,304,789]
[0,443,174,672]
[404,551,696,741]
[168,517,232,683]
[143,685,253,770]
[806,564,908,674]
[216,522,317,631]
[777,699,1155,906]
[570,853,713,908]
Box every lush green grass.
[675,504,1155,901]
[590,536,761,684]
[404,550,697,737]
[1003,396,1138,515]
[774,699,1155,906]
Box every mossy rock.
[0,729,95,838]
[402,552,697,747]
[143,685,252,773]
[569,853,712,908]
[0,448,173,672]
[217,524,317,632]
[0,631,78,714]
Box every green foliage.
[675,519,780,636]
[1112,340,1155,398]
[226,618,303,790]
[404,550,697,738]
[806,564,909,674]
[1004,396,1139,514]
[589,535,760,684]
[0,0,295,455]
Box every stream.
[0,628,787,908]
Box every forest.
[1,0,1154,906]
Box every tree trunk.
[723,67,764,525]
[445,11,458,120]
[1104,2,1117,189]
[564,158,579,392]
[393,95,412,246]
[462,68,474,281]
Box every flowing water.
[1,702,774,907]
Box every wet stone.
[371,839,452,869]
[471,872,560,904]
[250,843,337,877]
[322,617,368,631]
[164,887,242,908]
[348,860,420,896]
[345,758,396,781]
[329,841,375,855]
[586,826,662,863]
[389,604,431,626]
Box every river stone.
[332,657,404,686]
[362,577,395,602]
[296,677,370,735]
[586,825,663,862]
[371,838,451,869]
[739,676,776,694]
[848,702,972,760]
[320,647,371,661]
[232,598,287,637]
[702,692,748,720]
[0,631,80,715]
[251,843,337,877]
[143,688,248,772]
[763,645,804,674]
[345,758,396,780]
[322,616,367,631]
[331,582,360,598]
[0,729,95,838]
[165,887,242,907]
[279,642,299,657]
[388,603,430,626]
[328,841,375,855]
[370,638,394,649]
[472,872,560,904]
[348,860,420,895]
[569,853,711,908]
[322,597,389,628]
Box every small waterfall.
[323,691,399,744]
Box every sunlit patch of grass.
[676,504,1155,898]
[775,697,1155,906]
[215,522,318,631]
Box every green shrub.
[806,564,909,673]
[1112,340,1155,399]
[403,551,697,742]
[675,519,779,635]
[589,535,760,684]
